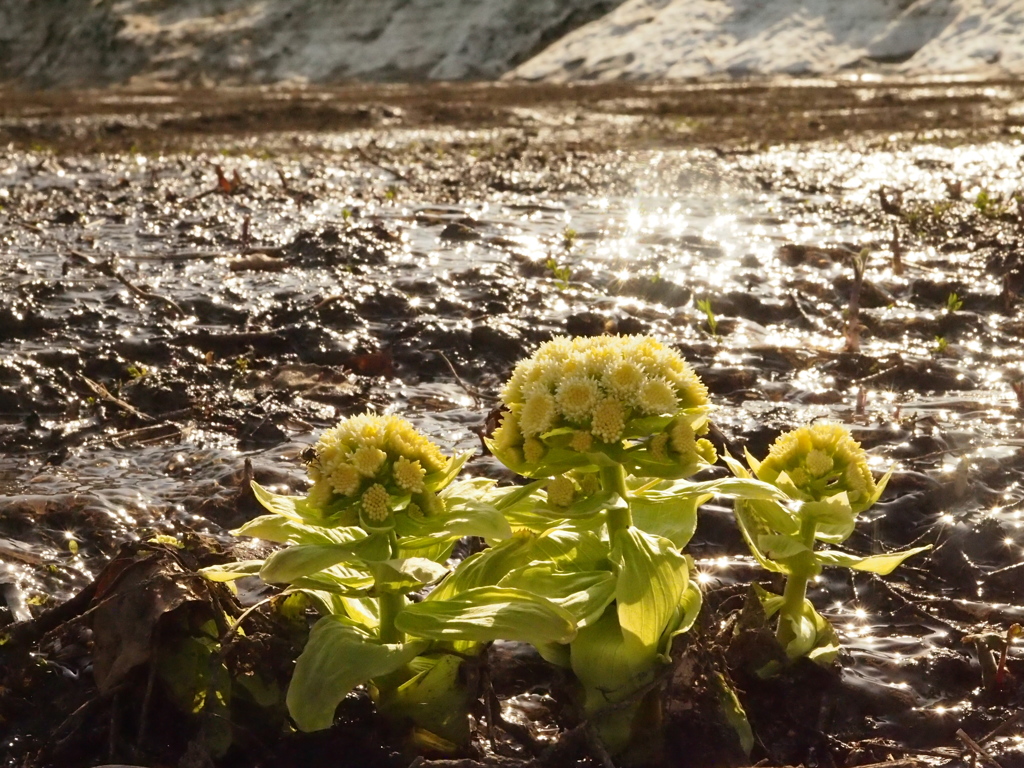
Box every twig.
[312,294,346,311]
[69,250,185,318]
[107,263,186,318]
[428,349,485,405]
[980,710,1024,745]
[957,728,1005,768]
[81,376,154,423]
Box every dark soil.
[2,80,1024,768]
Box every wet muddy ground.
[2,79,1024,767]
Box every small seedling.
[934,336,949,353]
[946,292,963,312]
[697,298,718,338]
[545,257,572,289]
[562,226,578,249]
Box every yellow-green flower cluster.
[490,335,712,476]
[754,423,877,508]
[305,414,450,527]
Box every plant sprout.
[724,423,930,664]
[204,414,575,747]
[484,335,773,751]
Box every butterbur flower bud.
[546,475,576,508]
[754,423,878,509]
[302,413,457,528]
[361,484,391,522]
[487,335,711,478]
[590,397,626,443]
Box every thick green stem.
[377,532,406,645]
[776,515,820,652]
[601,463,633,537]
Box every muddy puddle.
[2,82,1024,767]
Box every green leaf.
[612,528,689,656]
[384,653,472,746]
[250,481,317,522]
[532,528,609,572]
[686,476,791,503]
[733,501,790,574]
[365,558,449,594]
[569,605,655,750]
[287,616,428,731]
[798,493,855,543]
[713,673,754,757]
[287,564,376,596]
[757,533,810,561]
[571,605,654,705]
[395,586,577,645]
[622,414,674,437]
[498,565,616,627]
[555,489,627,519]
[395,501,513,548]
[423,451,471,492]
[260,536,388,583]
[427,531,537,602]
[815,545,931,574]
[199,560,263,582]
[234,514,364,545]
[659,578,703,660]
[780,599,819,659]
[630,490,707,550]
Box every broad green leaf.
[659,578,703,661]
[751,583,784,619]
[234,514,364,545]
[815,545,931,574]
[684,476,790,503]
[384,653,472,746]
[554,489,627,519]
[288,563,376,596]
[260,536,388,583]
[287,616,427,731]
[395,502,513,548]
[571,605,654,705]
[491,479,547,511]
[734,501,789,574]
[569,605,655,751]
[757,533,810,561]
[199,560,263,582]
[780,599,819,659]
[806,606,841,665]
[630,491,707,550]
[365,558,449,594]
[498,565,616,627]
[395,586,577,645]
[532,528,608,572]
[865,467,893,508]
[798,493,855,543]
[427,531,537,602]
[612,528,688,656]
[250,481,317,522]
[622,414,674,437]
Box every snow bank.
[2,0,1023,87]
[513,0,1024,80]
[0,0,621,87]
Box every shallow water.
[2,109,1024,760]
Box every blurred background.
[1,0,1021,88]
